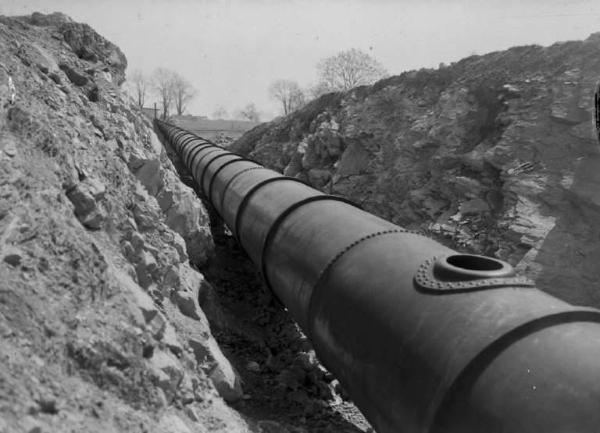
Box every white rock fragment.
[161,321,184,356]
[189,336,243,402]
[148,349,184,397]
[115,269,158,323]
[8,75,15,104]
[157,411,193,433]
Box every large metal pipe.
[155,120,600,433]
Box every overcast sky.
[2,0,600,119]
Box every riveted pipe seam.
[187,144,216,173]
[187,144,218,176]
[212,161,264,217]
[258,194,359,301]
[307,228,417,308]
[178,136,198,157]
[304,230,600,432]
[430,309,600,432]
[201,154,244,200]
[170,129,190,144]
[176,135,199,151]
[194,150,232,193]
[155,119,600,433]
[167,128,184,141]
[198,152,236,195]
[232,176,309,239]
[180,139,199,164]
[193,148,224,174]
[179,135,207,153]
[206,156,250,205]
[173,130,193,142]
[185,142,214,169]
[184,144,211,170]
[218,166,269,215]
[209,160,262,212]
[189,147,220,179]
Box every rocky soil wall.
[0,13,373,433]
[0,13,257,433]
[233,34,600,307]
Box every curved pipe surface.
[155,120,600,433]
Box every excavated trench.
[158,130,372,433]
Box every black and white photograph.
[1,1,600,432]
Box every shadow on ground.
[199,234,370,433]
[154,125,371,432]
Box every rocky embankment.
[0,12,370,433]
[0,12,256,433]
[234,34,600,307]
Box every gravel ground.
[202,237,373,433]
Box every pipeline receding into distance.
[155,119,600,433]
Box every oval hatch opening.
[446,254,504,272]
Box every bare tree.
[151,68,176,119]
[129,69,148,108]
[316,48,387,92]
[269,79,305,115]
[172,74,196,115]
[212,105,229,120]
[235,103,260,122]
[308,81,335,99]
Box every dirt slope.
[0,12,253,433]
[233,34,600,307]
[0,12,374,433]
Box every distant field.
[171,115,261,141]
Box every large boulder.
[59,21,127,85]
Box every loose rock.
[59,63,88,86]
[148,349,184,398]
[189,336,243,402]
[3,249,22,267]
[156,411,193,433]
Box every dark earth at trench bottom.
[199,232,373,433]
